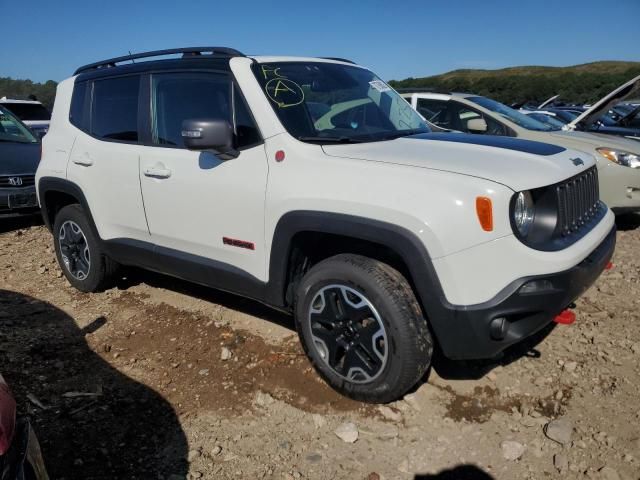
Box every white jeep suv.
[36,47,615,403]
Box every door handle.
[143,165,172,179]
[72,154,93,167]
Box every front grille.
[0,175,35,189]
[556,167,600,236]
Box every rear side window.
[70,81,88,131]
[91,76,140,142]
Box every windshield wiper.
[297,136,364,144]
[376,129,429,141]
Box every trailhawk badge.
[8,177,23,186]
[571,157,585,166]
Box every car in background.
[0,373,49,479]
[0,106,40,217]
[532,77,640,141]
[0,98,50,138]
[401,90,640,213]
[522,111,568,130]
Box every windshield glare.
[469,96,560,131]
[0,106,38,143]
[253,62,429,143]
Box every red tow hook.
[605,262,614,271]
[554,309,576,325]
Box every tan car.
[402,77,640,213]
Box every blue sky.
[1,0,638,83]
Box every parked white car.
[403,91,640,213]
[0,97,51,137]
[37,47,615,402]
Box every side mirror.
[181,119,238,160]
[467,118,488,133]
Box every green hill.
[0,77,57,110]
[389,61,640,105]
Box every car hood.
[322,133,595,192]
[538,94,560,109]
[546,130,640,152]
[0,141,40,175]
[568,74,640,130]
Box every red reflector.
[275,150,285,162]
[605,262,613,270]
[554,310,576,325]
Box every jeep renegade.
[37,47,615,403]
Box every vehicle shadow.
[115,267,295,332]
[117,267,557,383]
[615,212,640,231]
[431,323,556,381]
[0,214,43,234]
[0,289,188,479]
[414,464,494,479]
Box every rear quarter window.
[69,81,88,131]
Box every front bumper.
[435,226,616,360]
[0,186,39,216]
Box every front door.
[139,71,268,281]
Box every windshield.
[1,102,51,121]
[469,96,560,131]
[253,62,429,143]
[528,113,567,129]
[0,106,38,143]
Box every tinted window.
[234,90,261,148]
[2,102,51,121]
[152,72,231,147]
[70,81,88,130]
[91,76,140,141]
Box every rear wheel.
[53,204,118,292]
[295,254,433,403]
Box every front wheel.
[294,254,433,403]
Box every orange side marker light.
[475,197,493,232]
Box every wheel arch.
[266,211,448,318]
[38,177,99,237]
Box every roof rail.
[74,47,245,75]
[322,57,356,65]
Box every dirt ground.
[1,214,639,480]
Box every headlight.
[513,191,535,237]
[597,147,640,168]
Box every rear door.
[67,75,150,241]
[138,70,268,280]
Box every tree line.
[0,77,57,110]
[389,64,640,105]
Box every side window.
[450,102,507,136]
[233,88,262,149]
[69,81,88,131]
[416,99,450,127]
[91,76,140,142]
[151,72,231,148]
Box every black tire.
[52,204,118,292]
[294,254,433,403]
